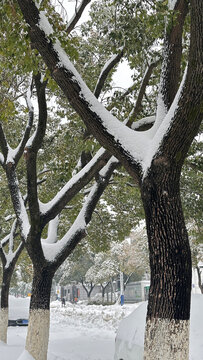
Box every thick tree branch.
[159,0,189,111]
[28,74,47,152]
[157,0,203,164]
[66,0,91,34]
[25,74,47,227]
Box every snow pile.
[50,300,139,332]
[114,294,203,360]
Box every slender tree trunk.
[82,282,94,304]
[25,267,54,360]
[111,278,116,303]
[141,167,192,359]
[0,267,13,343]
[101,285,105,304]
[196,266,203,294]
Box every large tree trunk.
[25,266,54,360]
[141,165,191,359]
[0,267,13,343]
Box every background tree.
[56,246,96,302]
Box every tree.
[85,251,117,303]
[0,71,119,359]
[16,0,203,358]
[0,3,154,356]
[0,221,24,342]
[56,247,96,303]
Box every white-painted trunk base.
[25,309,50,360]
[0,308,8,343]
[144,318,190,360]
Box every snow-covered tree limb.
[5,164,30,241]
[42,215,59,244]
[0,219,24,270]
[66,0,91,34]
[41,156,119,264]
[17,0,202,181]
[40,147,111,226]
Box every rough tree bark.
[142,164,191,358]
[25,265,54,360]
[0,268,13,343]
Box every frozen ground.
[0,295,202,359]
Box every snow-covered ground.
[0,295,202,359]
[0,296,138,360]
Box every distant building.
[124,281,150,302]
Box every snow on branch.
[66,0,91,34]
[6,166,30,241]
[0,152,4,165]
[1,234,10,248]
[41,156,118,263]
[17,0,199,182]
[42,215,59,244]
[141,66,188,177]
[131,116,155,131]
[26,5,147,172]
[0,219,24,269]
[40,147,110,223]
[168,0,178,10]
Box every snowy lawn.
[0,295,202,359]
